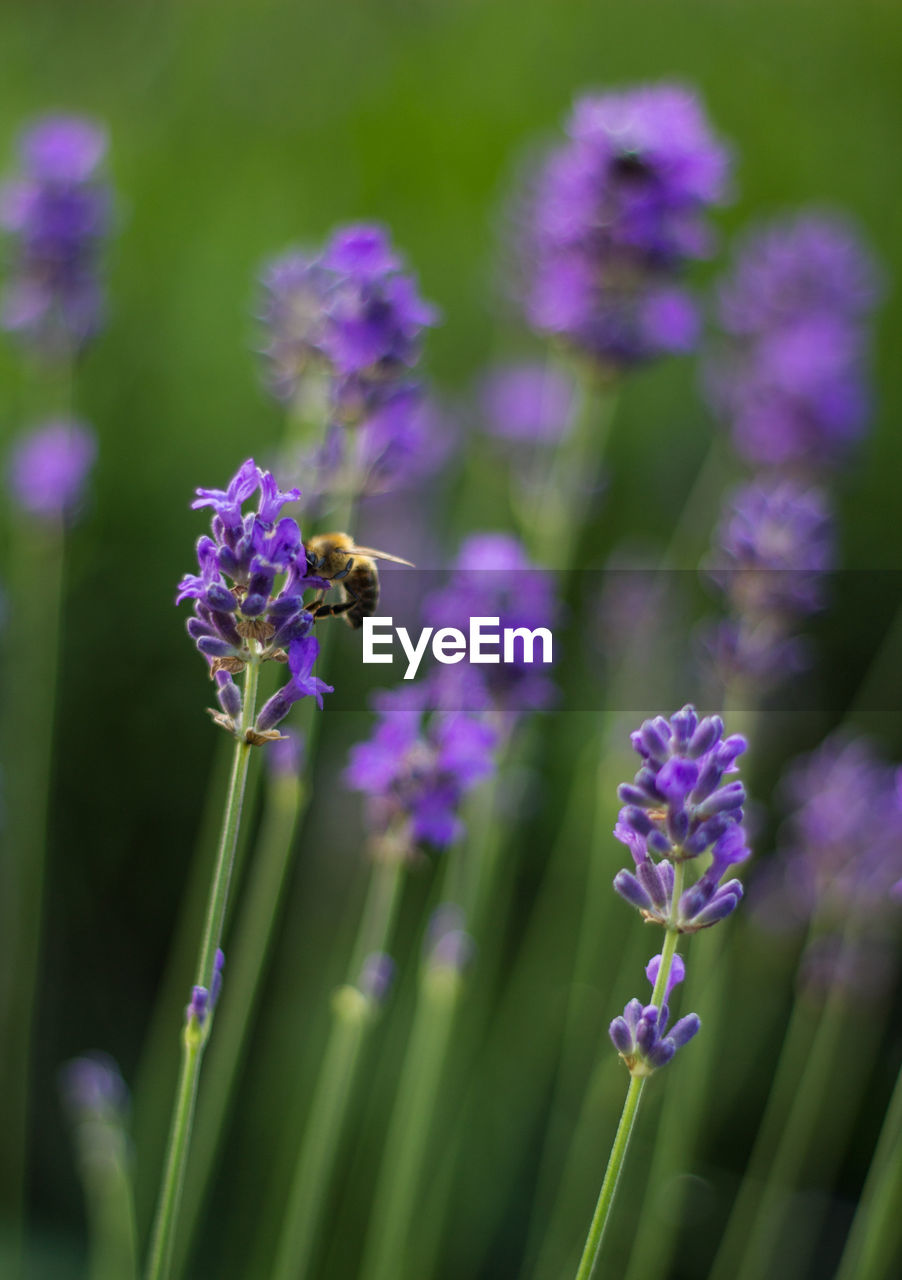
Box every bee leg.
[309,579,364,623]
[310,599,355,622]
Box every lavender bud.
[614,869,654,912]
[359,952,396,1005]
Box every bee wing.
[348,545,415,568]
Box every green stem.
[572,864,684,1280]
[358,960,463,1280]
[171,760,306,1279]
[707,973,818,1280]
[144,660,260,1280]
[622,929,728,1280]
[526,369,616,568]
[836,1056,902,1280]
[271,854,406,1280]
[730,979,854,1280]
[573,1074,645,1280]
[708,917,852,1280]
[0,516,65,1255]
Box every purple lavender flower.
[60,1053,129,1119]
[763,735,902,925]
[614,706,749,931]
[479,362,578,444]
[6,418,97,520]
[751,735,902,996]
[0,115,112,355]
[258,223,438,422]
[519,83,730,368]
[704,477,834,685]
[609,954,700,1075]
[345,682,497,857]
[424,903,475,974]
[187,949,225,1027]
[176,458,333,741]
[358,952,396,1005]
[267,728,305,779]
[424,534,559,715]
[706,212,881,468]
[290,385,451,509]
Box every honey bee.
[306,532,414,629]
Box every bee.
[305,532,414,629]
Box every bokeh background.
[1,1,901,1277]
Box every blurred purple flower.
[519,83,731,367]
[290,385,451,509]
[258,223,438,421]
[177,458,332,739]
[7,418,97,520]
[609,953,700,1074]
[60,1053,129,1119]
[267,728,305,779]
[704,477,834,686]
[358,952,396,1005]
[0,114,112,356]
[424,533,560,715]
[479,362,578,444]
[345,682,497,855]
[752,735,902,996]
[706,212,881,468]
[424,903,475,974]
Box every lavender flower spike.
[707,211,881,469]
[345,681,497,860]
[259,223,438,422]
[609,953,700,1076]
[705,477,835,686]
[613,705,750,931]
[617,704,748,861]
[6,418,97,521]
[0,114,113,355]
[177,458,333,743]
[520,83,731,368]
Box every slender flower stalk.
[61,1055,139,1280]
[144,662,259,1280]
[835,1055,902,1280]
[271,681,496,1280]
[0,417,97,1248]
[572,706,749,1280]
[270,863,403,1280]
[170,733,306,1278]
[358,906,475,1280]
[710,735,902,1280]
[145,460,331,1280]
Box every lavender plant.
[706,212,881,471]
[520,84,730,369]
[271,683,496,1280]
[259,223,439,506]
[0,413,99,1241]
[145,459,331,1280]
[704,475,835,692]
[510,83,732,566]
[710,734,902,1280]
[0,115,112,359]
[573,705,750,1280]
[60,1055,138,1280]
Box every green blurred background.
[1,0,901,1276]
